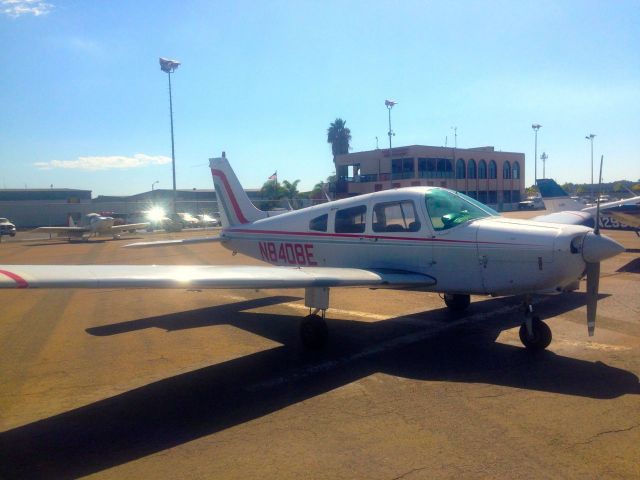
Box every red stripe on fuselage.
[226,228,543,246]
[0,269,29,288]
[211,169,249,224]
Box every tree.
[327,118,352,157]
[281,179,300,200]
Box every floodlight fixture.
[159,57,181,73]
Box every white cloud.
[35,154,172,171]
[2,0,54,17]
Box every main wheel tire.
[443,293,471,312]
[300,314,328,350]
[519,317,552,351]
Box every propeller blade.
[586,261,600,336]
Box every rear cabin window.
[372,201,420,232]
[335,205,367,233]
[309,214,328,232]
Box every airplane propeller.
[584,154,605,336]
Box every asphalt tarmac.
[0,218,639,479]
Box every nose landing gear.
[519,298,552,351]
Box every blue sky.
[1,0,639,195]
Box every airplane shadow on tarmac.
[1,293,638,479]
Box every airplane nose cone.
[582,232,625,263]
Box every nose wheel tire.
[300,314,328,350]
[519,317,552,351]
[443,293,471,312]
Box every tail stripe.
[211,169,249,224]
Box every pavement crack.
[391,466,428,480]
[569,423,639,447]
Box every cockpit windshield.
[425,189,499,231]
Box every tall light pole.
[160,57,181,215]
[585,134,596,200]
[151,180,159,191]
[385,100,397,188]
[540,152,548,179]
[531,124,542,189]
[385,100,396,149]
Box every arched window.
[456,159,466,179]
[503,161,511,179]
[437,158,453,177]
[478,160,487,179]
[489,160,497,179]
[512,161,520,179]
[467,159,476,179]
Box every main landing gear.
[300,310,328,350]
[443,293,471,312]
[300,287,330,350]
[519,297,552,351]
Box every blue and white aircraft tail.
[536,178,640,234]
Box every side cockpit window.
[372,201,420,233]
[335,205,367,233]
[309,214,328,232]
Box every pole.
[168,71,177,215]
[534,129,538,185]
[590,137,594,201]
[387,105,393,189]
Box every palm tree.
[281,180,300,200]
[327,118,352,157]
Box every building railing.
[391,172,415,180]
[418,171,454,179]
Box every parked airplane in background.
[536,178,640,235]
[32,213,149,241]
[0,154,624,352]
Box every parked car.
[176,212,200,228]
[0,217,17,237]
[196,213,220,227]
[518,197,545,210]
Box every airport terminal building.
[334,145,525,209]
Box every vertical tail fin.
[68,215,76,227]
[210,152,268,228]
[536,178,584,213]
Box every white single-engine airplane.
[0,154,625,351]
[32,213,149,241]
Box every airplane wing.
[31,227,89,238]
[0,265,436,290]
[582,195,640,214]
[531,210,594,227]
[124,236,223,248]
[110,223,149,233]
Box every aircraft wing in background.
[110,223,149,233]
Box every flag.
[268,171,277,181]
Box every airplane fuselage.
[218,188,592,297]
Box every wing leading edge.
[0,265,436,290]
